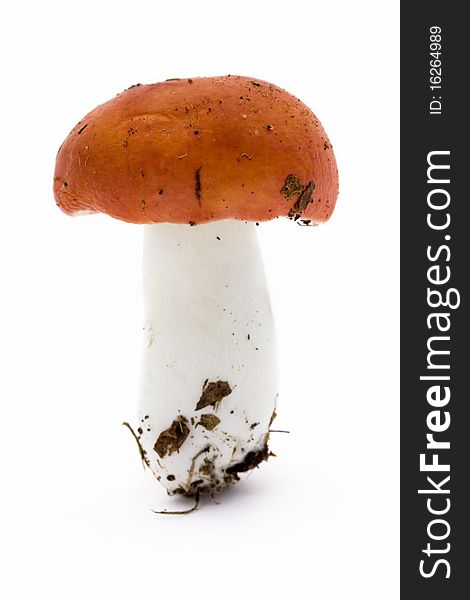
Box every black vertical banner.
[401,3,469,598]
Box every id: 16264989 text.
[429,26,442,115]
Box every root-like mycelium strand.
[135,220,278,495]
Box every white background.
[0,1,399,598]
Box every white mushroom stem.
[135,220,278,495]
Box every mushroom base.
[171,436,272,498]
[134,220,278,495]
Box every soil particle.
[197,414,221,431]
[154,416,190,458]
[196,380,232,411]
[225,443,271,474]
[281,174,305,199]
[281,174,316,218]
[199,458,215,477]
[291,181,315,215]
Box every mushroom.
[54,75,338,497]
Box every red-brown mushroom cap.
[54,75,339,225]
